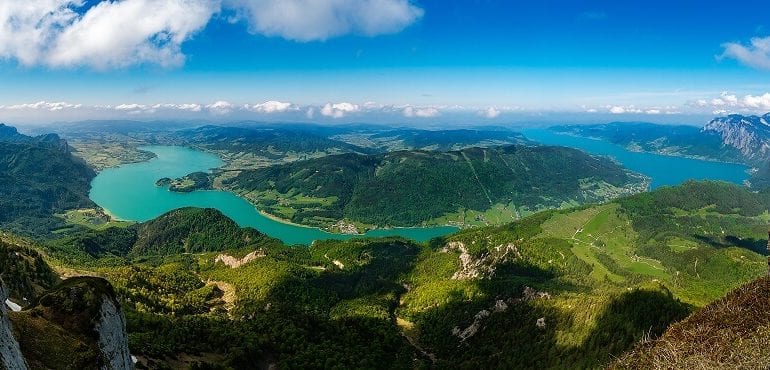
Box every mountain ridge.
[703,113,770,162]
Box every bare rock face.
[26,277,133,369]
[442,241,521,280]
[703,113,770,162]
[95,293,133,370]
[0,280,28,370]
[214,249,266,268]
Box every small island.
[155,172,212,192]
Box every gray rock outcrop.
[0,280,28,370]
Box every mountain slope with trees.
[225,144,648,229]
[28,181,765,369]
[0,124,96,237]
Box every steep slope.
[551,122,745,163]
[0,124,96,237]
[0,235,59,306]
[132,207,279,255]
[47,207,283,264]
[611,276,770,369]
[0,124,69,152]
[703,113,770,162]
[386,182,767,368]
[0,234,132,369]
[0,280,27,370]
[69,181,763,369]
[226,144,648,229]
[10,277,133,370]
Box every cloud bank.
[0,0,423,69]
[403,106,440,118]
[321,102,360,118]
[691,92,770,113]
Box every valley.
[4,181,765,368]
[1,120,769,369]
[3,4,770,368]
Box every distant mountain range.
[0,124,70,152]
[553,113,770,166]
[551,113,770,189]
[702,113,770,162]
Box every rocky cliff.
[0,279,28,370]
[702,113,770,162]
[94,290,133,370]
[10,277,133,369]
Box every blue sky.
[1,0,770,125]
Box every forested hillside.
[47,208,282,265]
[0,125,96,237]
[225,144,648,229]
[551,122,746,164]
[331,127,529,151]
[23,181,763,369]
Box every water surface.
[522,129,750,189]
[90,146,457,245]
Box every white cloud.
[0,1,78,66]
[710,92,739,107]
[721,36,770,70]
[111,103,204,114]
[152,103,203,112]
[226,0,423,42]
[244,100,296,114]
[206,100,234,115]
[321,102,359,118]
[645,109,661,115]
[114,103,148,111]
[3,101,81,111]
[0,0,219,69]
[0,0,422,69]
[607,105,642,114]
[402,106,440,118]
[741,93,770,110]
[690,92,770,112]
[479,107,500,119]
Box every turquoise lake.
[90,135,751,246]
[522,129,751,189]
[89,146,458,246]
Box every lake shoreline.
[546,130,753,167]
[521,128,750,190]
[89,145,457,245]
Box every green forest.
[226,145,648,229]
[0,180,759,368]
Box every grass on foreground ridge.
[611,276,770,370]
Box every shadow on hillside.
[693,234,769,255]
[124,237,693,369]
[409,281,692,369]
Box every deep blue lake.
[522,129,750,189]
